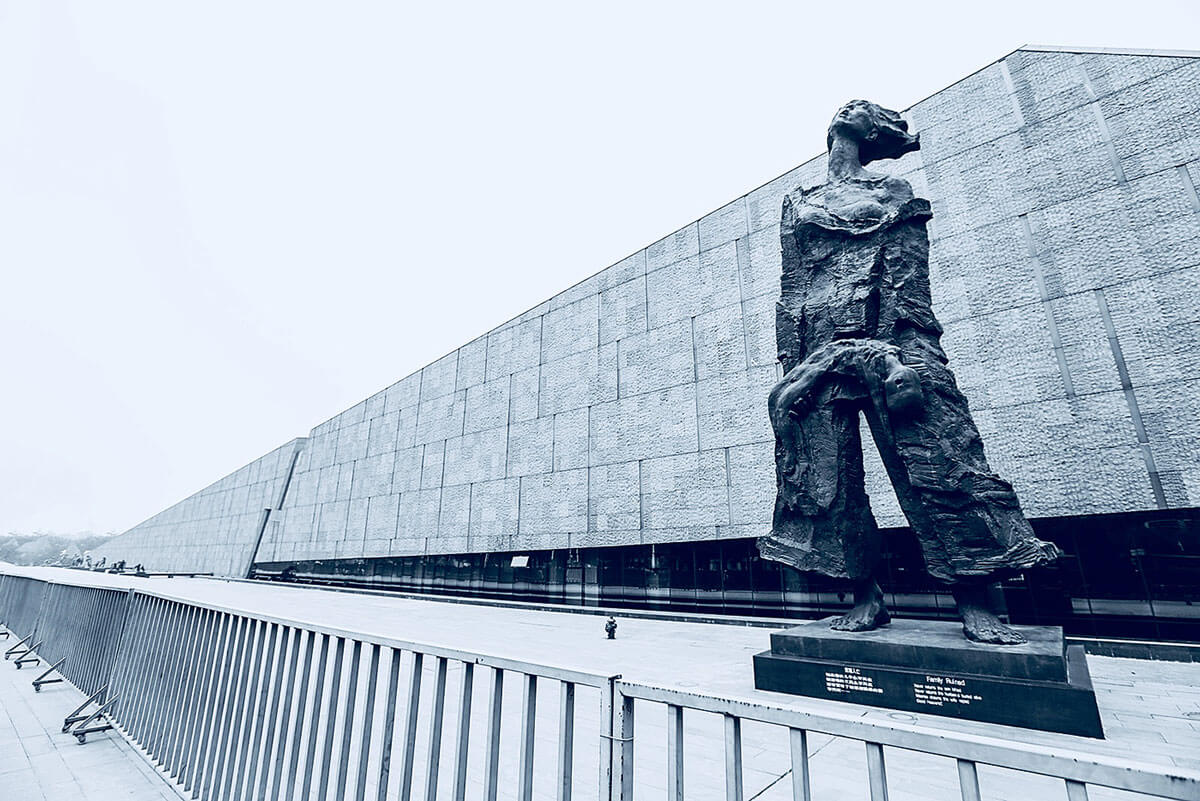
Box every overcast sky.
[1,1,1196,536]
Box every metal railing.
[99,594,616,801]
[612,681,1200,801]
[1,568,1197,801]
[0,573,48,640]
[31,582,132,696]
[1,570,617,800]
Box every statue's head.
[827,100,920,165]
[884,363,923,416]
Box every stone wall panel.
[538,344,617,416]
[588,461,640,533]
[469,477,520,542]
[599,275,648,344]
[518,469,588,538]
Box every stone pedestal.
[753,618,1104,738]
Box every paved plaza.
[0,640,179,800]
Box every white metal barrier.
[2,569,1197,800]
[611,681,1200,801]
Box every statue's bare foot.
[959,604,1025,644]
[830,598,890,632]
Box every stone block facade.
[93,439,306,575]
[98,48,1200,575]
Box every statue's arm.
[768,348,841,428]
[880,237,943,338]
[771,365,823,416]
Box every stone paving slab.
[5,566,1200,800]
[0,641,179,801]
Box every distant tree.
[0,532,114,566]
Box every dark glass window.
[258,509,1200,643]
[693,541,724,610]
[749,551,783,612]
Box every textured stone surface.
[97,48,1200,574]
[92,438,305,575]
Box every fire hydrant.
[604,616,617,639]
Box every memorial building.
[94,46,1200,644]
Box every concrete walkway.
[0,639,178,800]
[4,566,1200,800]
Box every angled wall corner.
[91,437,308,577]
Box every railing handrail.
[615,679,1200,799]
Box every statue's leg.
[951,579,1026,645]
[824,402,889,632]
[765,363,889,632]
[861,337,1031,644]
[830,576,891,632]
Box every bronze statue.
[760,100,1061,644]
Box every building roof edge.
[1018,43,1200,59]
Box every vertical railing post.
[957,759,982,801]
[518,674,538,801]
[147,601,188,762]
[724,714,743,801]
[451,662,474,801]
[557,681,575,801]
[29,575,52,649]
[116,594,149,743]
[352,642,381,801]
[214,617,257,800]
[424,656,449,801]
[483,666,504,801]
[78,587,99,693]
[333,638,363,801]
[789,729,812,801]
[374,647,403,801]
[866,742,889,801]
[178,607,219,788]
[667,704,684,801]
[1065,780,1090,801]
[61,586,83,688]
[141,595,173,748]
[611,688,634,801]
[89,589,120,696]
[398,651,424,801]
[89,589,117,695]
[599,676,616,801]
[125,595,160,747]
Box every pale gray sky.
[2,0,1196,535]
